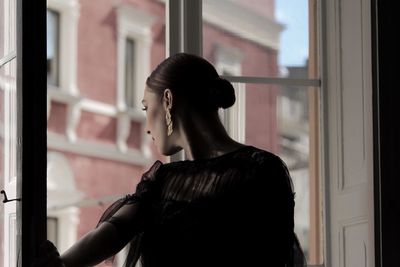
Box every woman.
[35,53,306,267]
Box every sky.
[276,0,309,67]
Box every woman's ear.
[163,88,173,110]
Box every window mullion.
[167,0,202,56]
[222,75,321,87]
[182,0,202,56]
[167,0,203,162]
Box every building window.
[47,9,60,86]
[116,3,156,111]
[46,0,79,94]
[124,38,136,108]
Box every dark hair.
[146,53,236,110]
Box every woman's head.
[142,53,236,154]
[146,53,235,110]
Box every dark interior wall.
[372,1,400,266]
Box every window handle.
[0,190,21,203]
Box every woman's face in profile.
[142,86,168,153]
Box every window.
[202,0,322,264]
[47,9,60,86]
[46,0,79,94]
[1,0,18,265]
[45,1,166,266]
[38,1,377,267]
[124,38,136,108]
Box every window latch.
[0,190,21,203]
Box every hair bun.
[210,77,236,109]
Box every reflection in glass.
[47,9,60,86]
[0,58,18,266]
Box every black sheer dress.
[97,145,306,267]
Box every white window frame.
[45,2,154,162]
[1,1,17,265]
[115,4,157,153]
[123,38,137,108]
[46,9,60,87]
[116,4,156,112]
[47,0,79,95]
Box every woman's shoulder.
[149,145,284,167]
[244,145,286,167]
[140,160,164,182]
[143,145,287,177]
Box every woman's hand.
[32,240,65,267]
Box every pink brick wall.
[245,84,279,153]
[126,121,142,150]
[77,0,166,104]
[47,102,67,135]
[53,150,154,266]
[77,0,118,104]
[77,111,117,145]
[203,23,278,77]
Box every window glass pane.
[203,0,317,79]
[1,0,17,264]
[0,58,18,266]
[228,82,322,263]
[125,38,135,108]
[0,0,16,60]
[47,9,60,86]
[46,1,166,265]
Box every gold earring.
[166,108,173,136]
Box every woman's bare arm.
[60,202,143,267]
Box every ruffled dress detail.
[97,146,307,267]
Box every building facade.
[44,0,301,266]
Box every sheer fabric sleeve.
[95,160,163,266]
[253,153,307,267]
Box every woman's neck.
[176,111,245,160]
